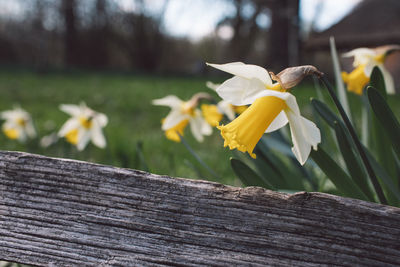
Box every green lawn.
[0,70,398,187]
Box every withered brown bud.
[187,92,213,108]
[269,65,324,90]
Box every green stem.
[320,76,387,205]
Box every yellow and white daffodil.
[58,102,108,150]
[1,106,36,142]
[207,62,321,165]
[152,94,212,142]
[204,81,247,125]
[342,45,400,95]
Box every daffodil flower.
[207,62,321,165]
[342,45,400,95]
[205,81,247,122]
[152,94,212,142]
[58,102,108,150]
[0,106,36,142]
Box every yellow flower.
[152,94,212,142]
[1,106,36,142]
[58,102,108,150]
[201,104,223,127]
[342,45,400,95]
[207,62,321,165]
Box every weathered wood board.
[0,151,400,266]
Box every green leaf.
[333,121,375,201]
[311,98,340,128]
[310,148,369,201]
[230,158,275,190]
[367,86,400,163]
[364,148,400,205]
[329,36,352,122]
[369,67,387,99]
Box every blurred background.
[0,0,399,185]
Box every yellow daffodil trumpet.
[342,45,400,95]
[207,62,322,165]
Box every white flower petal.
[265,111,289,133]
[25,121,37,138]
[189,115,206,142]
[217,100,235,121]
[286,111,312,165]
[343,48,375,67]
[91,121,106,148]
[152,95,183,108]
[58,118,80,137]
[206,81,220,91]
[378,65,396,94]
[77,130,91,151]
[217,76,267,105]
[95,113,108,127]
[207,62,273,87]
[60,104,82,117]
[162,110,189,130]
[299,117,321,150]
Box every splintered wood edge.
[1,150,400,266]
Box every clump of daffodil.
[207,62,322,165]
[58,102,108,151]
[342,45,400,95]
[152,93,212,142]
[0,106,36,142]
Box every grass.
[0,69,398,187]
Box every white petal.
[265,111,289,133]
[91,121,106,148]
[217,100,235,120]
[217,76,267,105]
[378,65,396,94]
[189,115,206,142]
[152,95,183,108]
[206,81,220,91]
[343,48,375,67]
[207,62,273,87]
[58,118,80,137]
[25,121,37,138]
[299,116,321,150]
[162,110,189,130]
[286,111,311,165]
[60,104,82,117]
[285,110,321,165]
[95,113,108,127]
[77,130,91,151]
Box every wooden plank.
[0,151,400,266]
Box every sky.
[159,0,363,40]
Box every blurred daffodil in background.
[0,106,36,142]
[153,93,212,142]
[342,45,400,95]
[58,102,108,151]
[207,62,321,165]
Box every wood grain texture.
[0,151,400,266]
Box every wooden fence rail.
[0,151,400,266]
